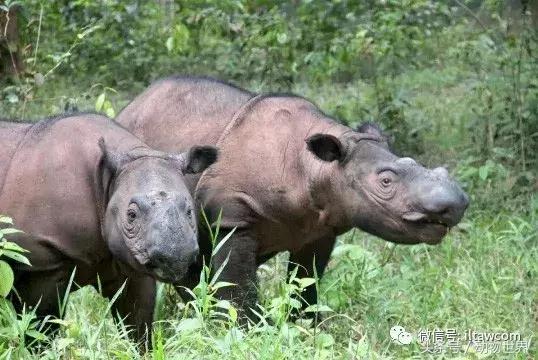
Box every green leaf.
[104,100,116,117]
[105,107,115,118]
[172,23,190,52]
[211,281,235,291]
[228,306,237,323]
[0,216,13,224]
[1,242,28,253]
[77,24,102,40]
[316,333,335,348]
[0,228,22,235]
[304,304,333,313]
[349,336,370,357]
[331,243,374,262]
[95,93,106,112]
[165,37,174,52]
[478,165,488,181]
[55,337,74,350]
[6,93,18,104]
[48,318,70,326]
[25,329,48,341]
[210,251,230,287]
[176,318,202,332]
[1,250,30,266]
[295,277,316,289]
[289,298,302,309]
[212,227,236,257]
[0,260,14,297]
[215,299,233,309]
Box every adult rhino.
[0,113,218,341]
[117,76,469,319]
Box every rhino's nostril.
[417,188,470,226]
[424,202,450,216]
[147,252,167,270]
[146,260,158,271]
[424,201,465,227]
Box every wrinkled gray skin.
[117,76,469,320]
[0,113,218,342]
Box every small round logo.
[390,325,412,345]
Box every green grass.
[24,208,534,359]
[1,66,537,359]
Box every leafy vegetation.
[0,0,536,358]
[0,216,50,359]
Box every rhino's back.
[0,121,32,193]
[117,76,254,151]
[0,114,145,266]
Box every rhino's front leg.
[211,228,258,321]
[12,268,70,324]
[102,272,156,347]
[288,236,336,316]
[9,232,73,334]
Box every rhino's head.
[306,123,469,244]
[99,139,218,282]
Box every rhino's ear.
[306,134,344,162]
[357,122,384,138]
[179,145,219,174]
[98,138,128,174]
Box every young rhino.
[0,113,218,342]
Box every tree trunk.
[0,3,23,79]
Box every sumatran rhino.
[116,76,469,319]
[0,113,218,341]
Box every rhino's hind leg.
[288,236,336,320]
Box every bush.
[0,216,48,359]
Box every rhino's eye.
[381,177,392,187]
[127,209,137,222]
[377,170,398,192]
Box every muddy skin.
[0,113,218,344]
[117,76,469,321]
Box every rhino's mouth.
[145,262,184,284]
[402,212,450,243]
[402,211,449,227]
